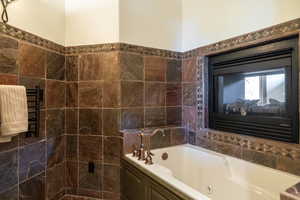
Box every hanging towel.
[0,85,28,143]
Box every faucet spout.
[151,128,165,137]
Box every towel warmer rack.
[25,86,43,138]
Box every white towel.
[0,85,28,143]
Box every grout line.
[143,55,146,129]
[76,55,80,193]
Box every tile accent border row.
[0,23,182,58]
[198,129,300,160]
[0,23,65,54]
[183,18,300,58]
[65,43,182,58]
[1,18,299,58]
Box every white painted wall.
[65,0,119,46]
[2,0,300,50]
[182,0,300,51]
[119,0,182,51]
[5,0,65,45]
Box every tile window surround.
[0,18,299,200]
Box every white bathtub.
[125,144,300,200]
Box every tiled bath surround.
[0,22,184,200]
[64,46,183,199]
[182,18,300,200]
[0,34,66,199]
[0,18,300,200]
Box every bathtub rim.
[122,152,205,200]
[124,144,300,200]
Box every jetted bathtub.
[125,144,300,200]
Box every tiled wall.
[64,50,183,199]
[0,23,184,200]
[1,17,299,200]
[183,19,300,179]
[0,35,66,200]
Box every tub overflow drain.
[161,152,168,160]
[207,185,213,194]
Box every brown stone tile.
[79,81,102,108]
[19,172,46,200]
[171,128,187,145]
[166,83,182,106]
[182,106,197,131]
[102,52,120,81]
[103,109,121,136]
[0,150,18,193]
[46,109,65,138]
[150,130,171,149]
[66,135,78,161]
[104,137,122,165]
[167,59,181,82]
[0,36,18,74]
[0,186,18,200]
[76,188,101,199]
[183,83,197,106]
[0,74,18,85]
[66,82,78,107]
[120,52,144,80]
[46,52,65,80]
[166,107,182,126]
[277,157,300,176]
[79,54,103,81]
[79,161,102,197]
[19,142,46,182]
[46,80,65,108]
[46,163,65,200]
[19,110,46,146]
[49,190,65,200]
[121,108,144,129]
[65,161,78,189]
[47,136,65,168]
[79,136,102,162]
[145,82,166,106]
[66,56,79,81]
[144,56,167,81]
[65,184,77,197]
[242,149,276,168]
[145,107,166,127]
[121,81,144,107]
[0,134,18,152]
[195,136,216,151]
[19,77,46,108]
[103,192,120,200]
[66,109,78,135]
[214,142,242,159]
[19,43,46,77]
[123,132,140,154]
[79,109,102,135]
[103,81,121,108]
[103,165,120,193]
[182,58,197,82]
